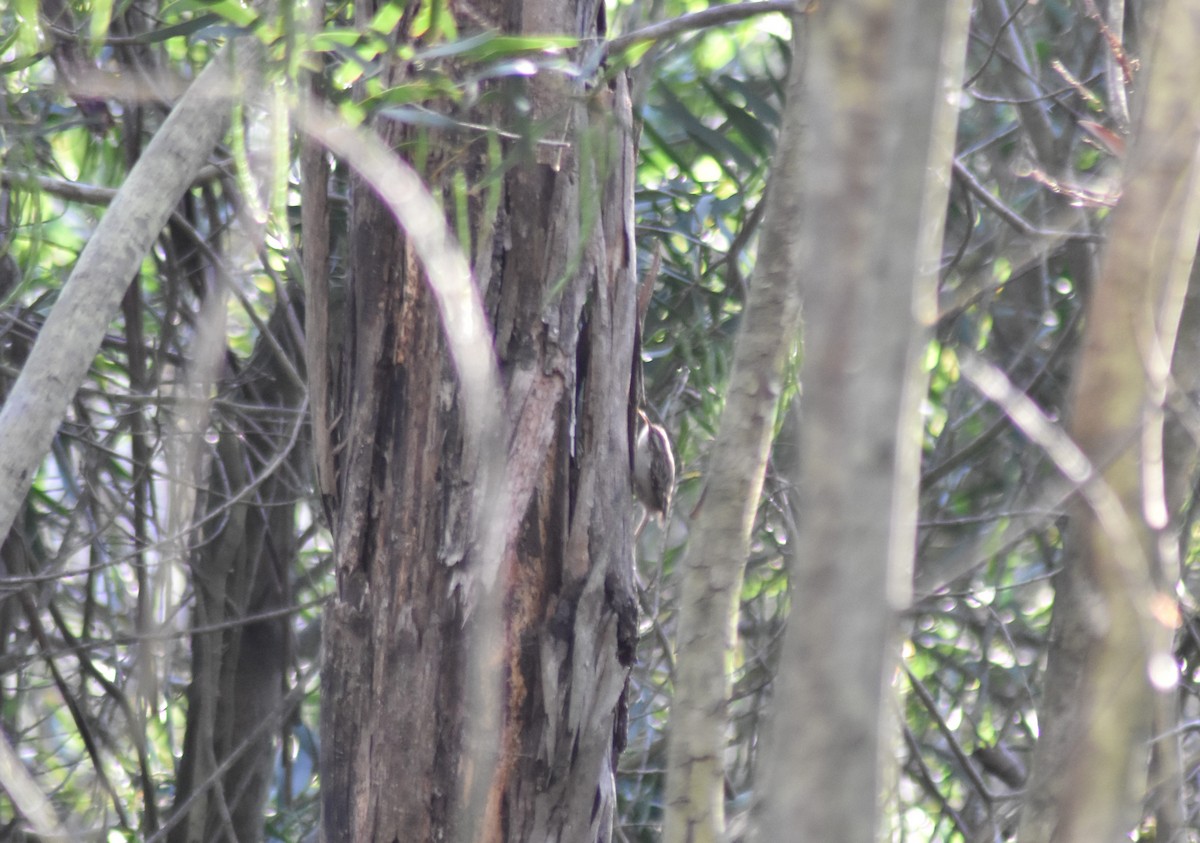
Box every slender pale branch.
[0,39,260,550]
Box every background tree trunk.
[315,2,641,840]
[660,14,806,842]
[169,296,306,843]
[1016,2,1200,838]
[756,1,968,839]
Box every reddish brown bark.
[316,2,640,840]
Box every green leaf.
[362,78,461,110]
[164,0,255,28]
[308,30,363,50]
[0,47,47,74]
[700,79,774,158]
[126,13,223,44]
[719,75,780,126]
[368,2,404,35]
[185,0,258,29]
[655,84,755,176]
[415,31,577,63]
[89,0,115,53]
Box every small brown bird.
[633,408,675,529]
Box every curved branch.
[0,39,261,549]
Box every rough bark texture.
[1016,3,1200,840]
[755,2,968,840]
[316,2,639,841]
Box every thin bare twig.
[905,664,995,803]
[951,159,1101,242]
[0,168,305,392]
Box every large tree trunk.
[315,2,640,840]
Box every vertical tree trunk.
[756,1,968,840]
[1016,3,1200,839]
[170,298,306,843]
[315,2,640,840]
[1152,251,1200,841]
[661,15,806,842]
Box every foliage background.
[0,0,1196,841]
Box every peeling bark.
[317,2,639,840]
